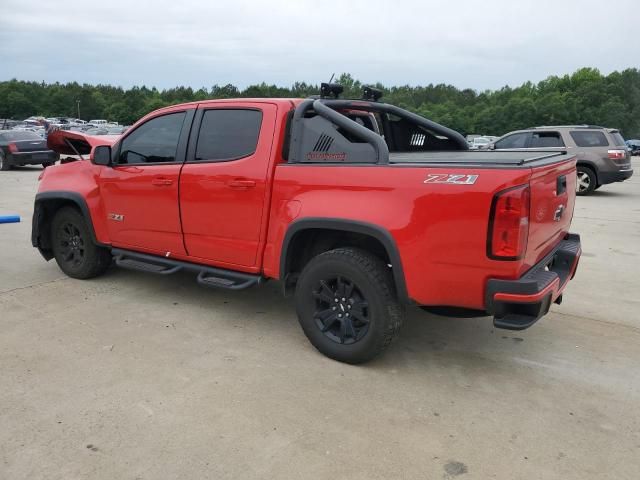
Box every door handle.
[152,177,173,186]
[228,179,256,189]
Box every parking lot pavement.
[1,161,639,480]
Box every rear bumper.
[599,168,633,184]
[8,151,58,166]
[485,233,581,330]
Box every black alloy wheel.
[313,276,370,345]
[56,221,86,270]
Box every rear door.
[179,102,278,269]
[98,109,194,255]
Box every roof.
[152,98,304,114]
[528,125,606,130]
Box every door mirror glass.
[92,145,112,166]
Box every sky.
[0,0,637,92]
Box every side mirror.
[92,145,112,166]
[488,143,496,150]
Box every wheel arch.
[280,218,409,302]
[32,191,103,260]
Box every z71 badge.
[424,173,479,185]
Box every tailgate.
[522,156,577,272]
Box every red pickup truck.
[32,86,581,363]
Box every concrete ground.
[1,160,639,480]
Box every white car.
[469,137,491,150]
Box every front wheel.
[295,248,404,364]
[576,166,597,196]
[51,207,112,279]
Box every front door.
[179,103,277,269]
[98,109,193,256]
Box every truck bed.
[389,150,572,166]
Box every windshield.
[0,131,43,141]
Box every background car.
[469,136,491,150]
[489,125,633,195]
[626,139,640,156]
[0,130,59,170]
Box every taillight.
[8,142,18,153]
[488,185,530,260]
[608,149,626,160]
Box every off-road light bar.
[320,83,344,99]
[362,86,383,102]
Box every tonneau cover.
[389,150,572,166]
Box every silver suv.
[489,126,633,195]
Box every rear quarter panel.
[264,164,533,309]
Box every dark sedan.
[0,130,59,171]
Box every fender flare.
[280,217,409,302]
[32,191,105,259]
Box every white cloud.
[0,0,636,90]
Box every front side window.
[495,132,529,149]
[529,131,565,148]
[570,130,609,147]
[119,112,186,164]
[194,109,262,161]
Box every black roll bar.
[317,99,469,150]
[288,97,468,164]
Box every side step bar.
[112,248,262,290]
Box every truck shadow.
[102,267,529,372]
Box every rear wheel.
[0,152,11,171]
[295,248,404,364]
[576,166,596,196]
[51,207,111,279]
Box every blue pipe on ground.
[0,215,21,224]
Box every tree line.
[1,68,639,138]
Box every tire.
[0,152,11,171]
[295,248,405,364]
[576,166,597,196]
[51,207,111,279]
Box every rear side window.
[529,131,564,148]
[195,109,262,161]
[494,132,529,149]
[610,131,626,146]
[570,131,609,147]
